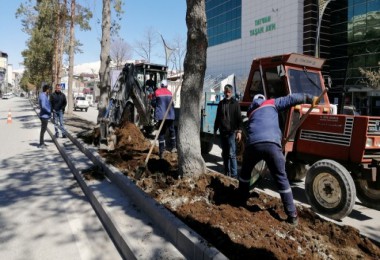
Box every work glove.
[306,94,319,107]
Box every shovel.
[135,83,181,179]
[249,89,328,188]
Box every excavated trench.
[84,122,380,259]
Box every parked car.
[74,96,89,112]
[2,93,13,99]
[343,105,360,115]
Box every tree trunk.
[178,0,208,176]
[67,0,75,115]
[52,1,59,86]
[98,0,111,123]
[56,0,67,86]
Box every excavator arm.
[99,62,167,150]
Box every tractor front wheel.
[305,159,356,220]
[355,179,380,210]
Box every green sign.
[250,16,276,36]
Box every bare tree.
[169,34,186,73]
[98,0,112,122]
[55,0,67,86]
[359,66,380,89]
[134,27,158,62]
[110,37,132,69]
[67,0,75,115]
[178,0,208,176]
[52,0,62,87]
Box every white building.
[0,51,8,94]
[206,0,304,82]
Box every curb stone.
[31,100,227,259]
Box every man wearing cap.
[238,93,319,226]
[154,79,176,158]
[214,84,243,178]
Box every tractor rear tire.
[305,159,356,220]
[286,161,307,182]
[236,121,249,163]
[249,160,269,190]
[355,179,380,210]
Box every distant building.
[205,0,380,115]
[0,51,8,95]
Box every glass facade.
[329,0,380,87]
[326,0,380,115]
[206,0,242,46]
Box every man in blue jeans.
[38,84,51,148]
[214,84,243,178]
[50,83,67,138]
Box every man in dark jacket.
[50,83,67,138]
[154,80,176,158]
[214,84,243,178]
[238,93,318,226]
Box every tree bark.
[52,0,60,86]
[98,0,111,123]
[178,0,208,176]
[67,0,75,115]
[56,0,67,86]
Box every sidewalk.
[0,97,120,259]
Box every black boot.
[237,181,250,202]
[159,140,165,159]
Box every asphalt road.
[73,103,99,123]
[0,97,121,259]
[73,102,380,245]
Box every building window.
[206,0,242,46]
[329,0,380,87]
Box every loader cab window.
[249,70,264,99]
[144,71,167,92]
[264,67,288,134]
[288,69,323,102]
[286,69,324,142]
[156,71,167,86]
[134,67,145,89]
[264,68,287,98]
[145,73,156,91]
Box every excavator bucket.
[99,119,116,151]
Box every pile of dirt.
[95,123,380,259]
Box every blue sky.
[0,0,187,70]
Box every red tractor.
[239,53,380,220]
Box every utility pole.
[160,34,174,67]
[315,0,335,58]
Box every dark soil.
[83,122,380,260]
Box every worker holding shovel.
[238,93,319,226]
[154,80,177,159]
